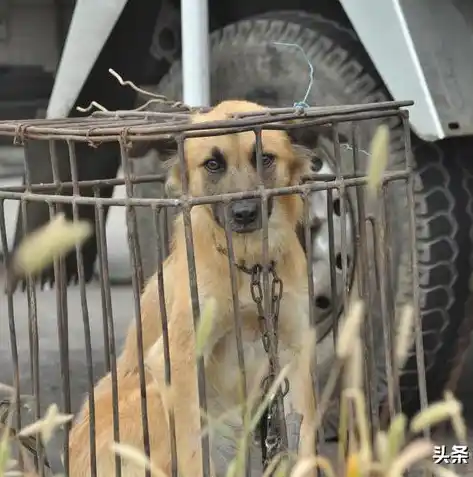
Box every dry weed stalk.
[366,124,390,199]
[109,443,167,477]
[0,398,71,477]
[18,405,73,445]
[394,304,415,370]
[11,212,92,277]
[77,68,188,115]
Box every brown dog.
[68,100,315,477]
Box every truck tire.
[134,11,472,436]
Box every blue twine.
[273,41,314,110]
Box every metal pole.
[180,0,211,107]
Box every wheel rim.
[308,146,356,341]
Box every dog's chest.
[208,327,291,400]
[204,295,302,429]
[206,328,292,477]
[207,288,301,402]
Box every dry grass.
[0,124,468,477]
[11,212,92,278]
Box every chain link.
[250,261,289,470]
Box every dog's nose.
[231,200,259,225]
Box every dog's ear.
[128,137,178,159]
[290,143,314,185]
[128,140,158,159]
[284,119,331,150]
[127,137,182,196]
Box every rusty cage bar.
[0,100,426,477]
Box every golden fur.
[68,100,315,477]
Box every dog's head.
[165,100,311,246]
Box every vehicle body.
[2,0,473,460]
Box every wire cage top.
[0,100,413,202]
[0,100,411,142]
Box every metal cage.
[0,99,426,477]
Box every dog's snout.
[231,201,259,225]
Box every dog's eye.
[203,147,227,173]
[203,157,226,172]
[262,153,275,167]
[251,150,276,169]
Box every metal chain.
[214,244,290,469]
[249,261,289,470]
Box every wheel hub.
[307,149,356,341]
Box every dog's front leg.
[145,307,228,477]
[286,352,317,461]
[282,329,317,460]
[299,372,317,460]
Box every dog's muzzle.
[213,198,273,234]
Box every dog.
[68,100,316,477]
